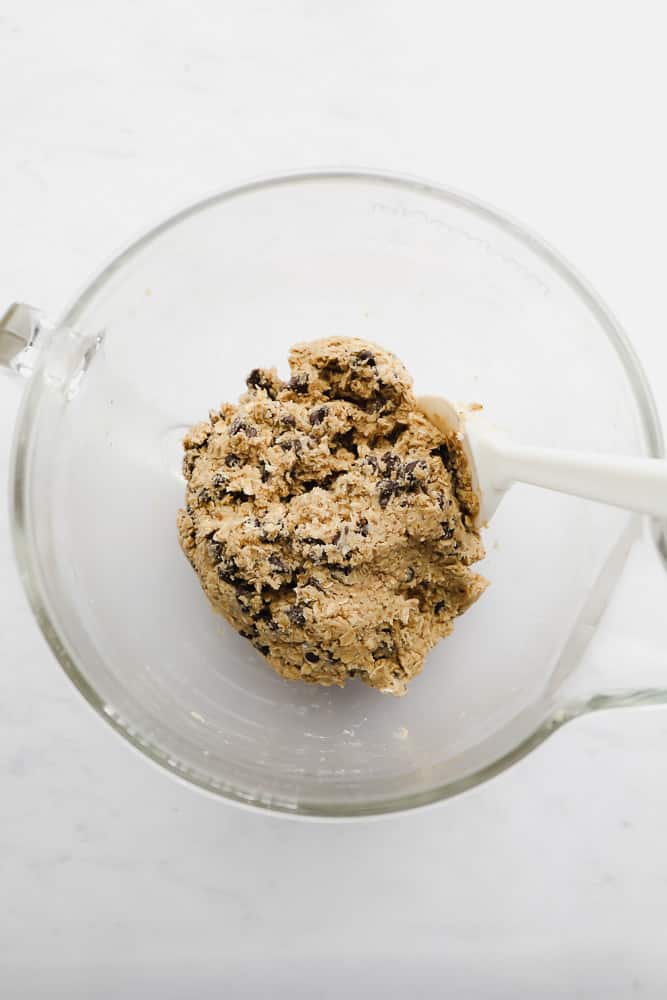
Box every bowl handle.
[1,302,104,394]
[555,529,667,717]
[0,302,47,378]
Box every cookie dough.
[177,337,487,695]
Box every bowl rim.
[10,166,666,819]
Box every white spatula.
[418,396,667,527]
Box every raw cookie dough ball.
[178,337,487,695]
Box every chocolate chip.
[355,349,376,367]
[378,480,399,508]
[217,558,238,585]
[254,606,273,622]
[256,644,270,657]
[185,504,194,516]
[373,642,394,660]
[182,451,198,478]
[207,540,223,563]
[281,412,296,428]
[198,487,213,504]
[287,603,306,627]
[230,417,258,437]
[227,490,250,503]
[381,451,401,476]
[269,553,289,573]
[356,517,369,537]
[305,651,320,663]
[216,555,253,594]
[441,523,454,540]
[246,368,277,398]
[225,454,241,467]
[308,406,328,426]
[293,438,303,456]
[434,601,445,615]
[260,461,271,483]
[403,459,428,488]
[279,440,293,452]
[289,373,309,395]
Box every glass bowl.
[3,169,666,817]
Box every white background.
[2,2,667,997]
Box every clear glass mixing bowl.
[3,169,666,817]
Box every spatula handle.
[502,444,667,519]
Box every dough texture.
[178,337,487,695]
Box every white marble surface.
[2,2,667,996]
